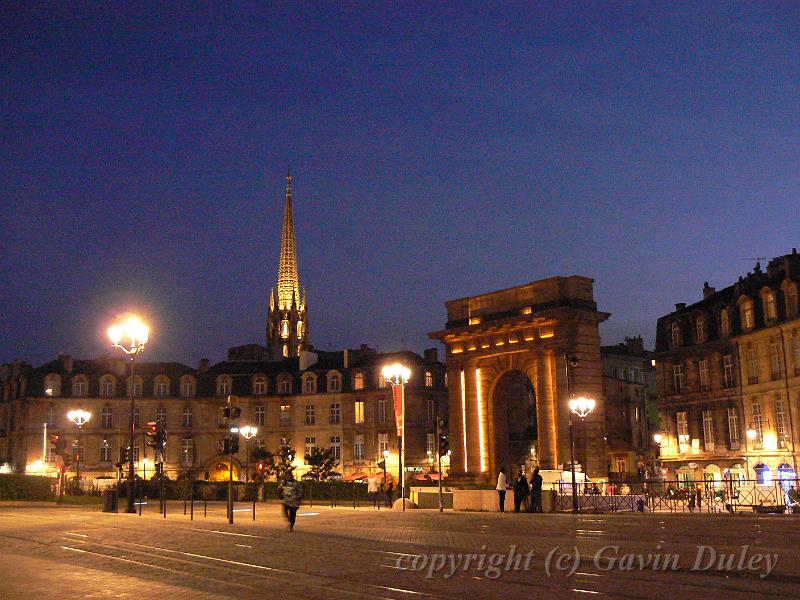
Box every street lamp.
[109,313,149,514]
[67,409,91,491]
[240,426,258,482]
[568,396,596,511]
[382,362,411,511]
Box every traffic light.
[230,406,241,420]
[145,422,159,449]
[438,418,449,457]
[119,447,131,464]
[377,459,386,471]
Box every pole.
[75,424,81,490]
[161,463,166,518]
[126,355,137,513]
[401,382,406,511]
[228,439,234,524]
[565,354,578,513]
[43,422,47,463]
[436,403,443,512]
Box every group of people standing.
[496,466,543,513]
[367,475,395,508]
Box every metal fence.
[554,478,800,514]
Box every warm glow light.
[568,396,596,419]
[476,368,487,473]
[67,409,92,427]
[653,433,663,445]
[240,426,258,440]
[460,369,468,472]
[382,363,411,386]
[383,449,389,458]
[109,314,149,354]
[539,328,554,338]
[469,317,482,325]
[746,427,758,441]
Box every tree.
[305,447,338,481]
[250,447,273,483]
[269,446,296,481]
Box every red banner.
[392,384,404,437]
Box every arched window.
[278,373,292,395]
[425,371,433,387]
[695,316,706,343]
[297,320,304,340]
[720,308,730,337]
[753,463,772,485]
[302,373,317,394]
[100,374,116,398]
[180,375,196,398]
[153,375,170,398]
[763,289,778,321]
[253,375,267,395]
[327,371,341,393]
[216,375,232,397]
[670,322,681,348]
[784,282,799,318]
[43,373,61,397]
[127,375,143,398]
[353,372,365,390]
[72,375,88,397]
[281,319,290,339]
[739,296,755,330]
[283,344,289,357]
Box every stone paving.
[1,501,799,599]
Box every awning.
[428,472,443,481]
[344,472,368,482]
[414,474,429,482]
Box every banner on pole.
[392,384,404,437]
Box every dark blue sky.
[2,3,799,366]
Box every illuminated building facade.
[429,276,608,481]
[654,250,800,484]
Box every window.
[303,376,316,394]
[182,406,192,428]
[776,400,788,449]
[45,406,56,428]
[378,374,386,388]
[769,342,782,380]
[329,402,341,424]
[280,436,291,449]
[43,374,61,396]
[354,401,365,424]
[101,406,113,429]
[676,411,689,452]
[354,434,365,461]
[180,377,195,398]
[427,433,435,456]
[752,401,764,448]
[218,406,228,427]
[787,285,799,318]
[747,347,759,384]
[425,371,433,387]
[181,438,194,466]
[128,377,142,398]
[283,344,288,358]
[297,320,304,339]
[216,376,232,397]
[670,322,681,348]
[132,446,140,463]
[616,456,627,474]
[695,317,706,343]
[698,359,710,391]
[254,437,266,452]
[253,376,267,395]
[723,354,735,388]
[741,298,755,330]
[278,374,292,394]
[304,437,316,462]
[377,398,387,423]
[353,372,364,390]
[255,405,265,426]
[304,403,316,425]
[702,410,714,451]
[720,309,730,337]
[793,335,800,376]
[281,319,290,339]
[427,398,436,422]
[154,377,169,398]
[328,373,341,392]
[280,404,291,427]
[156,406,167,425]
[100,376,115,397]
[329,436,341,461]
[672,364,685,394]
[727,407,740,450]
[378,432,389,454]
[72,377,87,397]
[100,440,111,463]
[765,291,778,321]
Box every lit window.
[353,372,364,390]
[765,291,777,321]
[280,404,291,427]
[181,438,194,466]
[676,411,689,451]
[379,432,389,454]
[297,321,304,340]
[281,319,290,339]
[100,440,111,463]
[425,371,433,387]
[43,374,61,397]
[283,344,288,357]
[304,437,316,462]
[741,298,755,330]
[426,433,435,455]
[355,401,365,424]
[751,401,764,448]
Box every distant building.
[654,250,800,485]
[600,336,656,480]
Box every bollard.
[204,499,207,517]
[253,497,256,521]
[184,498,187,515]
[138,485,143,516]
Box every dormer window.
[72,375,88,397]
[154,375,170,398]
[739,297,755,330]
[216,375,232,397]
[785,283,799,318]
[253,375,267,395]
[353,372,365,391]
[695,316,706,343]
[764,290,778,321]
[180,375,196,398]
[278,373,292,394]
[302,373,317,394]
[100,375,116,398]
[43,373,61,397]
[327,371,341,393]
[720,308,731,337]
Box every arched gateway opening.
[491,370,537,473]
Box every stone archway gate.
[429,276,609,481]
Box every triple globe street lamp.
[565,354,596,513]
[382,362,411,511]
[67,409,91,490]
[108,314,149,514]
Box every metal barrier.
[555,478,800,514]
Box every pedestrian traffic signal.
[119,447,131,464]
[145,422,159,449]
[439,432,449,457]
[223,436,240,454]
[222,406,242,421]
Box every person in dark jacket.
[529,467,543,513]
[513,470,530,513]
[277,473,304,531]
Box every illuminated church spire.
[267,169,308,359]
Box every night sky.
[2,3,799,367]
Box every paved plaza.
[1,502,799,599]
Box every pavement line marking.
[65,532,88,537]
[372,585,425,596]
[235,544,252,548]
[298,512,319,516]
[205,529,262,538]
[61,546,88,553]
[571,590,604,595]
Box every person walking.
[529,467,543,513]
[513,470,529,513]
[277,472,304,531]
[384,478,394,508]
[496,467,508,513]
[367,475,379,508]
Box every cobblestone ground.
[1,501,800,599]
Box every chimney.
[424,348,438,363]
[198,358,210,373]
[624,336,644,354]
[343,349,349,369]
[702,282,716,300]
[675,303,686,311]
[59,353,74,373]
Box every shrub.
[0,475,54,500]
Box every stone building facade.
[0,346,447,483]
[430,276,608,481]
[654,250,800,484]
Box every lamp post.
[67,409,91,491]
[746,425,758,480]
[240,426,258,482]
[109,314,149,514]
[382,448,389,484]
[652,433,663,479]
[568,396,596,512]
[383,362,411,511]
